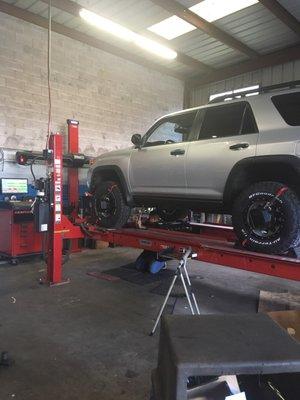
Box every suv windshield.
[271,92,300,126]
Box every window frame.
[196,101,258,141]
[141,109,200,147]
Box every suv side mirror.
[131,134,142,148]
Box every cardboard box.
[268,310,300,342]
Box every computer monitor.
[0,178,28,194]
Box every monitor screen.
[0,178,28,194]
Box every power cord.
[45,0,52,149]
[30,156,40,183]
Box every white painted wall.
[0,12,184,157]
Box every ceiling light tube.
[233,84,259,93]
[134,35,177,59]
[79,9,135,42]
[79,8,177,60]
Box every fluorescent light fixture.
[79,8,177,60]
[190,0,259,23]
[209,90,232,101]
[209,85,260,101]
[233,84,259,94]
[148,15,196,40]
[79,9,135,41]
[148,0,258,40]
[134,35,177,59]
[245,92,259,96]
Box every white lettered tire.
[232,181,300,254]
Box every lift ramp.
[83,224,300,282]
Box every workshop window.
[272,92,300,126]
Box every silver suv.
[88,87,300,254]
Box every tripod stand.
[150,247,200,336]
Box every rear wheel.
[93,180,131,228]
[232,181,300,254]
[156,207,188,222]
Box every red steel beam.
[49,216,300,282]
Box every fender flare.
[223,154,300,209]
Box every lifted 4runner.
[88,85,300,255]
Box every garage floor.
[0,248,299,400]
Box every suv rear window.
[271,92,300,126]
[199,102,257,140]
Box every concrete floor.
[0,247,299,400]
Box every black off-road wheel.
[232,181,300,254]
[156,207,188,222]
[93,180,131,228]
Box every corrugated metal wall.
[189,59,300,107]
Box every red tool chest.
[0,202,43,261]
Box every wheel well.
[90,167,132,205]
[91,169,119,191]
[224,161,300,210]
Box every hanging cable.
[0,148,4,172]
[30,156,40,183]
[45,0,52,149]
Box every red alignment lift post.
[47,132,64,285]
[67,119,80,252]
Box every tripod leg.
[150,274,178,336]
[191,293,200,315]
[183,263,200,315]
[179,270,195,315]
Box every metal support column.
[47,132,64,285]
[67,119,81,252]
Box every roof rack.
[209,79,300,104]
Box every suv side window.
[271,92,300,126]
[198,102,257,140]
[144,111,197,147]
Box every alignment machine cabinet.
[0,178,43,263]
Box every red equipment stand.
[47,132,65,285]
[67,119,81,253]
[45,131,300,286]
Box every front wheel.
[232,181,300,254]
[92,180,131,228]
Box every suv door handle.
[170,149,185,156]
[229,143,249,150]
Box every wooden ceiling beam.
[0,0,185,80]
[259,0,300,37]
[40,0,214,74]
[187,44,300,88]
[151,0,259,59]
